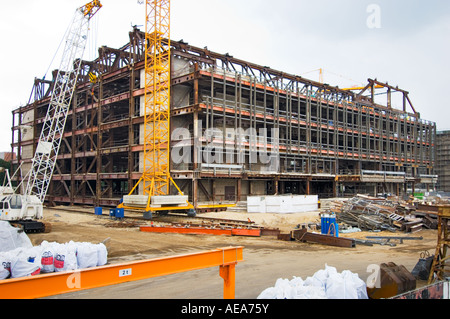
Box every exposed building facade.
[11,28,437,209]
[436,131,450,192]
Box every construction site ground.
[27,207,437,299]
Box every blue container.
[321,213,339,237]
[115,208,124,219]
[320,215,326,234]
[109,209,116,218]
[328,221,339,237]
[321,214,330,234]
[94,207,103,216]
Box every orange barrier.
[0,246,244,299]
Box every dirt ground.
[27,206,439,299]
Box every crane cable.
[43,8,100,81]
[42,16,72,81]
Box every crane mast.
[119,0,236,216]
[118,0,196,215]
[24,1,102,203]
[143,0,172,197]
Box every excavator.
[0,1,102,232]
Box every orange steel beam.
[0,246,244,299]
[231,228,261,237]
[140,226,262,237]
[140,225,233,236]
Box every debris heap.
[330,195,438,233]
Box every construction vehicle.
[0,164,44,232]
[0,1,102,232]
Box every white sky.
[1,0,449,152]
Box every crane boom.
[24,1,102,203]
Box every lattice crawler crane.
[0,1,102,232]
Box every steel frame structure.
[11,28,437,208]
[169,41,436,199]
[436,131,450,192]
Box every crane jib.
[9,2,103,228]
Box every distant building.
[436,131,450,192]
[0,152,16,162]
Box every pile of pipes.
[329,195,436,233]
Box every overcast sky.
[1,0,449,152]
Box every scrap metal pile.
[329,195,438,233]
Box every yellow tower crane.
[142,0,172,197]
[119,0,195,216]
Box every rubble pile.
[328,195,438,233]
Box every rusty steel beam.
[367,262,416,299]
[291,228,356,248]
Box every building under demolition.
[436,131,450,193]
[11,28,437,210]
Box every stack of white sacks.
[257,264,368,299]
[0,240,108,280]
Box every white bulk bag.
[257,264,368,299]
[40,241,59,273]
[10,247,42,278]
[273,278,296,299]
[325,273,356,299]
[0,251,13,279]
[54,242,77,272]
[0,221,33,252]
[257,276,327,299]
[96,243,108,266]
[341,270,369,299]
[257,287,278,299]
[76,242,98,269]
